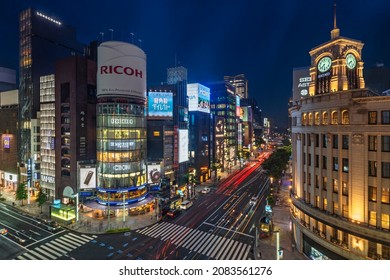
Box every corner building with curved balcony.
[95,41,153,215]
[289,24,390,259]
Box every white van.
[180,200,193,210]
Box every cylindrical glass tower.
[96,41,148,206]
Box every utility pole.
[276,230,280,260]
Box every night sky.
[2,0,390,129]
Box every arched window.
[322,112,329,125]
[302,113,307,126]
[308,113,313,125]
[315,112,320,125]
[342,110,350,124]
[331,111,338,125]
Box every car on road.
[166,209,181,219]
[250,196,258,205]
[0,228,8,235]
[201,187,210,194]
[44,220,61,232]
[180,200,193,210]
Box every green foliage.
[37,189,48,213]
[15,183,28,206]
[262,148,290,182]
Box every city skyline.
[1,1,390,128]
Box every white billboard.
[147,164,162,184]
[178,129,189,163]
[97,41,146,101]
[187,83,210,113]
[79,167,97,189]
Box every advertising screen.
[79,167,97,189]
[148,91,173,118]
[3,136,10,149]
[187,83,210,113]
[292,67,311,101]
[97,41,146,101]
[178,129,189,163]
[147,164,162,184]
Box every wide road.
[3,152,271,260]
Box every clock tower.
[308,4,365,95]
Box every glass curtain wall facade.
[96,102,147,206]
[39,74,56,198]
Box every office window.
[308,153,311,166]
[308,133,311,146]
[322,177,327,190]
[382,136,390,152]
[333,135,338,149]
[382,162,390,178]
[303,153,306,165]
[342,135,349,149]
[382,214,390,230]
[382,188,390,204]
[369,161,377,177]
[315,175,319,188]
[333,179,338,193]
[302,133,306,145]
[333,157,339,171]
[368,135,377,151]
[315,134,319,147]
[322,156,327,169]
[368,186,377,202]
[315,155,319,167]
[342,158,349,173]
[342,181,348,195]
[368,111,377,124]
[322,134,328,148]
[382,110,390,124]
[369,211,376,226]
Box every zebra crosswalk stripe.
[236,244,248,260]
[149,222,171,238]
[231,242,243,260]
[23,252,38,260]
[45,242,67,255]
[51,240,74,251]
[35,247,57,259]
[158,223,177,240]
[224,240,239,260]
[25,249,48,260]
[137,222,252,260]
[41,245,62,257]
[164,224,186,242]
[198,234,219,256]
[182,230,203,249]
[180,229,200,248]
[65,235,86,245]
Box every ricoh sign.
[97,41,146,101]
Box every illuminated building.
[187,83,211,183]
[0,90,18,191]
[224,74,248,99]
[18,8,84,193]
[94,41,154,216]
[206,81,237,173]
[289,13,390,259]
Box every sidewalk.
[254,174,307,260]
[0,190,156,234]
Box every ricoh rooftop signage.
[97,41,146,101]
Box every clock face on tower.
[317,56,332,73]
[346,53,357,69]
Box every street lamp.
[73,193,79,222]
